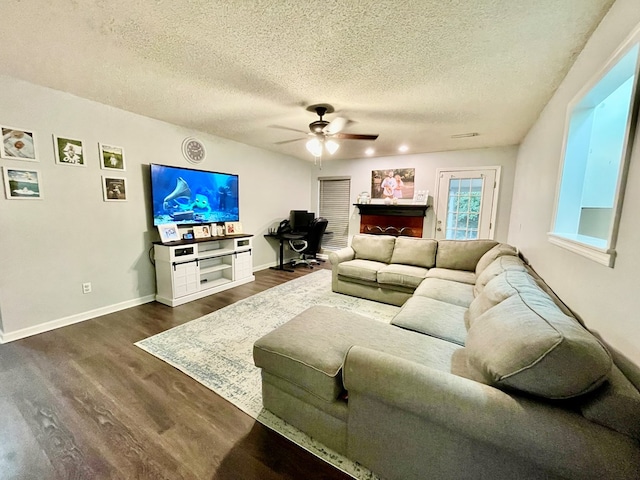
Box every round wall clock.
[182,137,206,164]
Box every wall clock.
[182,137,206,164]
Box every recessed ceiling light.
[451,132,479,138]
[398,145,409,153]
[365,147,375,156]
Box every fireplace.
[354,204,428,238]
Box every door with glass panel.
[435,168,499,240]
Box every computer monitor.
[290,210,315,233]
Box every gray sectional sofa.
[253,234,640,479]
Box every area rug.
[135,269,399,479]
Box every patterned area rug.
[135,269,399,479]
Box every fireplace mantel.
[353,203,428,217]
[354,203,429,237]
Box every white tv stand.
[154,234,254,307]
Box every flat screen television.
[150,163,239,226]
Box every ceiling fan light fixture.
[365,147,375,156]
[325,139,339,155]
[306,137,323,157]
[398,145,409,153]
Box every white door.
[435,168,499,240]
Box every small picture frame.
[102,176,127,201]
[158,223,181,243]
[224,221,242,235]
[216,224,225,237]
[412,190,428,205]
[193,225,212,239]
[1,126,37,161]
[2,167,42,199]
[99,143,126,171]
[54,135,85,166]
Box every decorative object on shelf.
[158,223,181,243]
[2,166,42,199]
[412,189,428,205]
[216,224,225,236]
[225,221,242,234]
[99,143,126,171]
[182,137,206,164]
[53,135,85,166]
[1,126,37,161]
[102,176,127,201]
[193,225,212,239]
[357,191,370,204]
[371,168,415,200]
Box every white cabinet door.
[234,251,252,280]
[173,261,199,297]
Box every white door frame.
[433,166,501,239]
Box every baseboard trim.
[0,294,156,344]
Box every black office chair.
[289,217,328,268]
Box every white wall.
[0,75,312,339]
[311,146,518,242]
[508,0,640,364]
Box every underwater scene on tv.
[151,164,239,226]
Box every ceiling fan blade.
[323,116,349,135]
[333,133,379,141]
[268,125,309,134]
[274,137,305,145]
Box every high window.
[550,27,640,267]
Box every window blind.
[318,177,350,250]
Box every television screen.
[150,163,239,226]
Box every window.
[550,27,640,267]
[318,177,350,250]
[434,167,499,240]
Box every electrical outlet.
[82,282,92,294]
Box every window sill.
[547,233,615,267]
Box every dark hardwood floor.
[0,262,352,479]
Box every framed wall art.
[102,176,127,201]
[54,135,85,166]
[2,167,42,199]
[99,143,126,171]
[371,168,415,200]
[1,126,37,161]
[0,127,38,162]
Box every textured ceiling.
[0,0,614,162]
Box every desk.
[264,232,305,272]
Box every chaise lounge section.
[253,234,640,479]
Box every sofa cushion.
[426,268,476,285]
[389,237,437,268]
[467,270,542,328]
[474,255,528,297]
[576,365,640,441]
[474,243,519,276]
[391,296,468,345]
[377,264,428,289]
[337,259,386,283]
[352,234,396,263]
[413,277,475,308]
[465,291,612,399]
[435,240,498,271]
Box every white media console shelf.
[154,234,254,307]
